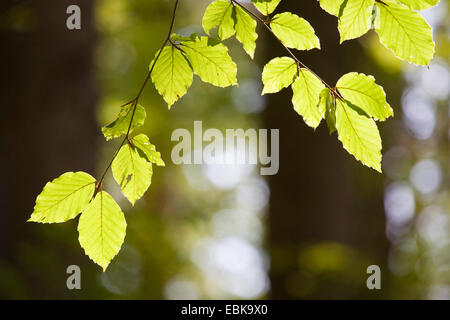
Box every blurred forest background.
[0,0,448,299]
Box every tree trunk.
[263,2,393,299]
[0,0,98,298]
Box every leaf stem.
[95,0,180,195]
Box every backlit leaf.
[291,68,325,129]
[338,0,374,43]
[251,0,281,16]
[398,0,439,10]
[202,0,235,40]
[102,104,146,141]
[78,191,126,271]
[319,88,337,134]
[318,0,346,17]
[179,36,238,87]
[235,5,258,58]
[151,45,193,108]
[335,99,382,172]
[336,72,393,121]
[112,142,153,205]
[270,12,320,50]
[131,134,165,166]
[375,0,435,65]
[28,172,96,223]
[262,57,298,94]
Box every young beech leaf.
[179,36,238,87]
[78,191,126,271]
[335,99,382,172]
[317,88,328,116]
[262,57,298,95]
[291,68,325,129]
[171,33,197,42]
[202,0,235,40]
[131,134,165,167]
[375,0,435,65]
[28,172,96,223]
[319,88,337,134]
[251,0,281,16]
[338,0,374,43]
[112,142,153,206]
[151,46,193,108]
[102,104,146,140]
[398,0,440,11]
[235,5,258,59]
[270,12,320,51]
[318,0,346,17]
[336,72,393,121]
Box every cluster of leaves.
[29,103,164,270]
[153,0,435,171]
[29,0,437,270]
[319,0,436,65]
[151,34,238,108]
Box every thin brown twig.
[95,0,180,195]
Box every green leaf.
[179,36,238,87]
[102,104,146,141]
[398,0,440,10]
[112,142,153,206]
[171,33,197,42]
[251,0,281,16]
[151,46,193,108]
[270,12,320,51]
[336,72,393,121]
[318,0,346,17]
[78,191,126,271]
[262,57,298,94]
[291,68,325,129]
[335,99,382,172]
[318,88,329,116]
[319,88,337,134]
[338,0,374,43]
[235,5,258,59]
[375,0,435,65]
[28,172,96,223]
[131,134,165,166]
[202,3,258,58]
[202,0,235,40]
